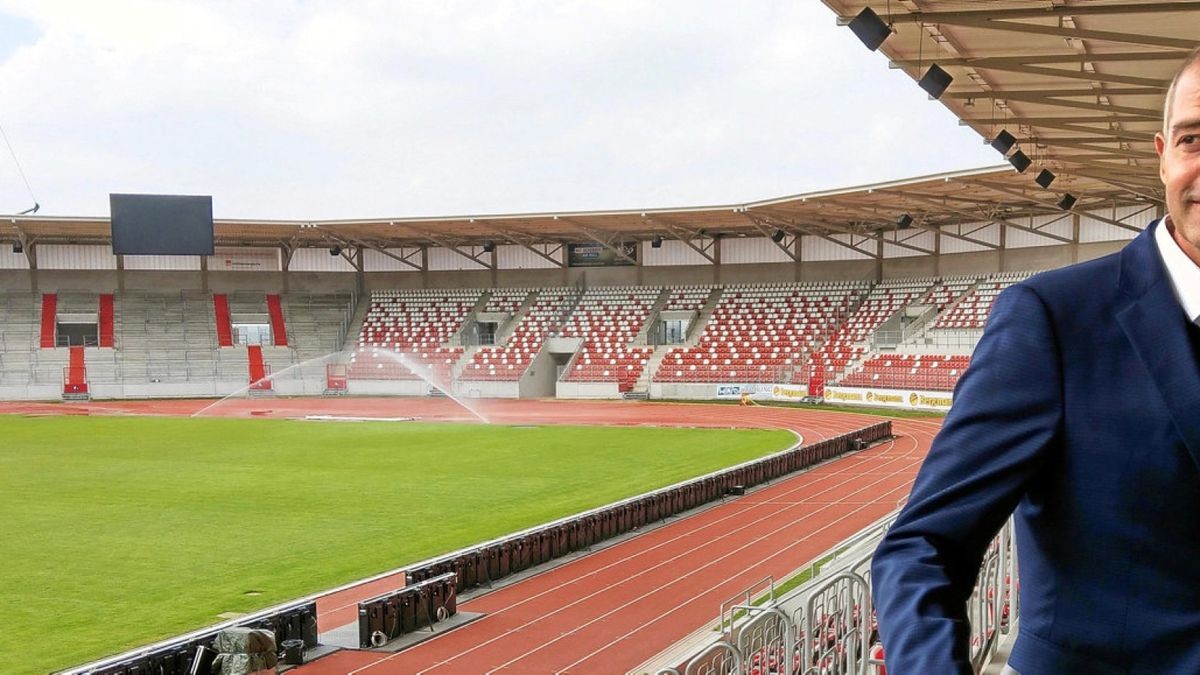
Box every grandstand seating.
[460,288,576,381]
[662,286,709,311]
[0,272,1041,397]
[655,282,863,384]
[839,353,971,391]
[932,272,1031,329]
[350,289,478,384]
[561,287,658,392]
[802,279,932,381]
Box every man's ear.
[1157,132,1168,184]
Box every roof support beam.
[398,225,495,269]
[1027,139,1158,160]
[802,201,937,255]
[911,17,1199,51]
[893,51,1188,69]
[971,179,1146,234]
[748,209,879,259]
[946,91,1160,119]
[734,211,798,261]
[860,3,1200,24]
[935,62,1167,89]
[644,216,718,263]
[1064,171,1164,204]
[1008,123,1155,143]
[960,115,1159,125]
[900,192,1073,245]
[487,222,565,268]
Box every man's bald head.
[1163,47,1200,135]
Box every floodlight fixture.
[847,6,892,51]
[990,130,1016,155]
[1009,150,1032,173]
[918,64,953,99]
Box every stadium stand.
[350,289,479,384]
[802,279,932,382]
[560,286,657,392]
[0,273,1046,399]
[655,282,864,384]
[460,287,577,381]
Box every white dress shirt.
[1155,217,1200,324]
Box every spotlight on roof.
[990,129,1016,155]
[650,236,663,248]
[482,241,496,253]
[847,6,892,51]
[918,64,953,100]
[1035,169,1056,189]
[1009,150,1032,173]
[771,229,786,243]
[896,214,913,230]
[329,245,342,256]
[1058,194,1077,211]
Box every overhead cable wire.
[0,120,39,209]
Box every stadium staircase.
[635,286,717,392]
[62,345,89,400]
[212,294,233,347]
[99,294,115,348]
[631,287,672,345]
[266,294,288,346]
[39,293,57,348]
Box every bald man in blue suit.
[872,50,1200,674]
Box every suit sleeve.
[871,284,1063,674]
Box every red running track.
[0,398,938,674]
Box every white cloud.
[0,1,998,220]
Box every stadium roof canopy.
[7,0,1195,262]
[824,0,1198,203]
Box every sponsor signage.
[770,384,808,401]
[824,386,953,411]
[567,242,638,267]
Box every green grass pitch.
[0,415,793,674]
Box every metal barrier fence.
[662,513,1019,675]
[62,600,319,675]
[406,423,892,599]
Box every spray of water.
[370,348,490,424]
[190,347,491,424]
[191,351,342,418]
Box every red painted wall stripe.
[98,295,115,348]
[266,294,288,346]
[213,294,233,347]
[40,294,57,348]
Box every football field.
[0,415,791,673]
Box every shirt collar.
[1154,216,1200,323]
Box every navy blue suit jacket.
[872,220,1200,674]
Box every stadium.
[0,1,1192,674]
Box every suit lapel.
[1116,220,1200,469]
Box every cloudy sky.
[0,1,997,221]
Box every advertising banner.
[567,242,638,267]
[824,386,953,411]
[769,383,809,401]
